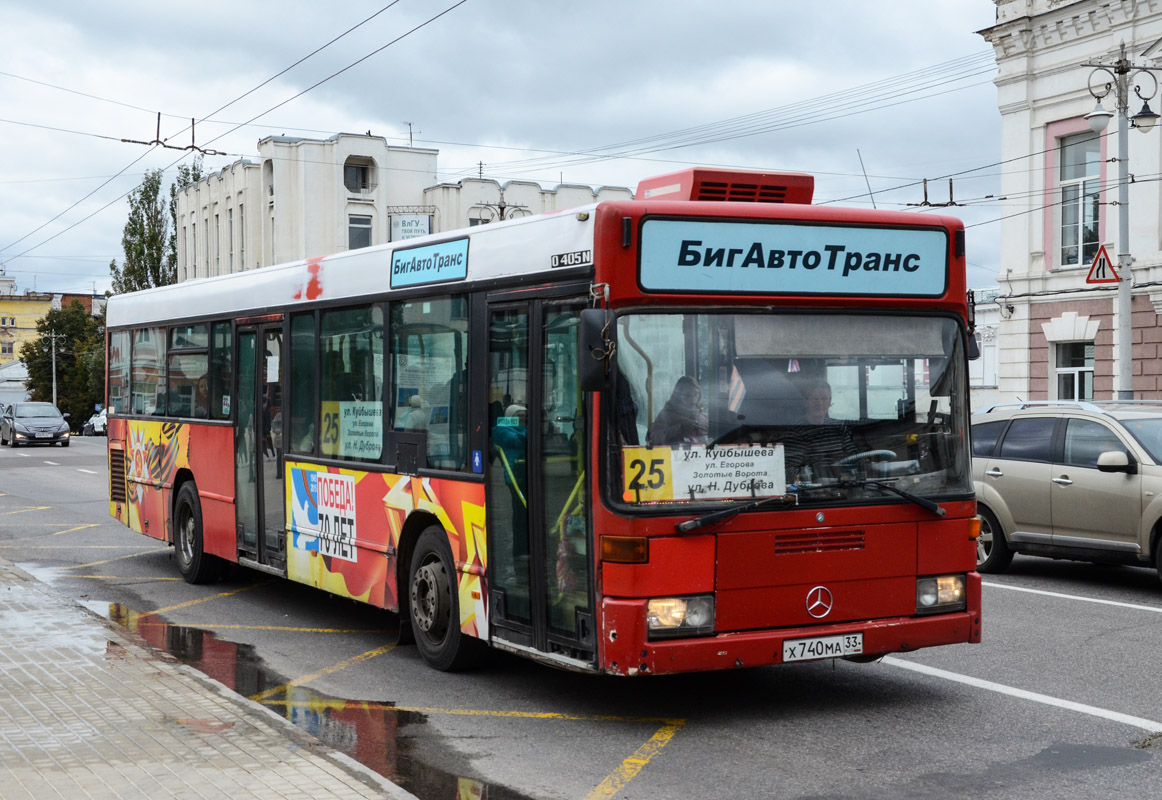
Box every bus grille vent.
[110,450,126,504]
[696,181,795,203]
[774,530,865,555]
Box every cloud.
[0,0,1002,293]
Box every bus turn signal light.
[969,517,981,540]
[601,536,648,563]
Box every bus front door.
[235,325,286,573]
[486,295,593,664]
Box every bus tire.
[409,525,482,671]
[174,482,221,584]
[976,506,1013,574]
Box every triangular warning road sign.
[1086,245,1120,284]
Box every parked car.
[83,408,107,436]
[0,402,71,447]
[972,400,1162,581]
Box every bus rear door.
[235,322,286,573]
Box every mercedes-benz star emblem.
[805,586,833,619]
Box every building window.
[228,207,234,274]
[1056,342,1094,400]
[214,212,220,275]
[1059,132,1101,268]
[239,203,245,270]
[1,342,12,356]
[343,157,377,194]
[349,215,372,250]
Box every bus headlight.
[915,575,966,614]
[647,595,715,639]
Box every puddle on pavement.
[103,603,537,800]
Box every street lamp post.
[1084,43,1162,401]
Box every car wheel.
[977,506,1013,574]
[408,525,483,671]
[61,440,69,447]
[174,482,222,584]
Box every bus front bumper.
[599,599,982,677]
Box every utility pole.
[1083,42,1162,400]
[45,330,62,407]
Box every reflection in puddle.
[106,604,535,800]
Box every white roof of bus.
[107,204,600,328]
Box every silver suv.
[972,401,1162,581]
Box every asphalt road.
[3,435,1162,799]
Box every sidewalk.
[0,556,415,800]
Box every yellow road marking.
[583,721,685,800]
[130,620,389,634]
[1,506,51,515]
[264,697,681,726]
[250,643,397,702]
[145,582,267,616]
[70,574,185,582]
[0,544,158,549]
[5,523,99,542]
[65,549,169,569]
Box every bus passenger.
[492,404,529,560]
[648,376,709,445]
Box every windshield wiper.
[840,478,946,517]
[675,494,794,534]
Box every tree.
[109,156,203,294]
[18,301,104,427]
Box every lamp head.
[1086,101,1114,134]
[1133,100,1160,133]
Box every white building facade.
[175,133,633,281]
[980,0,1162,402]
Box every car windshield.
[15,403,63,419]
[1119,417,1162,463]
[612,311,972,509]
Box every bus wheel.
[174,483,221,584]
[976,506,1013,574]
[409,525,482,671]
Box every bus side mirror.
[968,334,981,361]
[580,308,613,392]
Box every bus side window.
[319,305,383,462]
[390,296,469,471]
[288,313,316,453]
[210,321,233,421]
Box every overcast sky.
[0,0,1004,296]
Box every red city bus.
[105,167,981,676]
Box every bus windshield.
[613,311,971,509]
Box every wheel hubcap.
[977,518,992,563]
[411,558,450,636]
[179,512,194,564]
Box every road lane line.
[249,643,397,702]
[43,460,59,465]
[583,721,685,800]
[77,468,99,474]
[144,582,268,616]
[1,506,50,515]
[883,657,1162,732]
[4,523,100,542]
[63,549,169,569]
[983,580,1162,614]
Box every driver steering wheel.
[833,449,897,468]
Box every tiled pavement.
[0,556,415,799]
